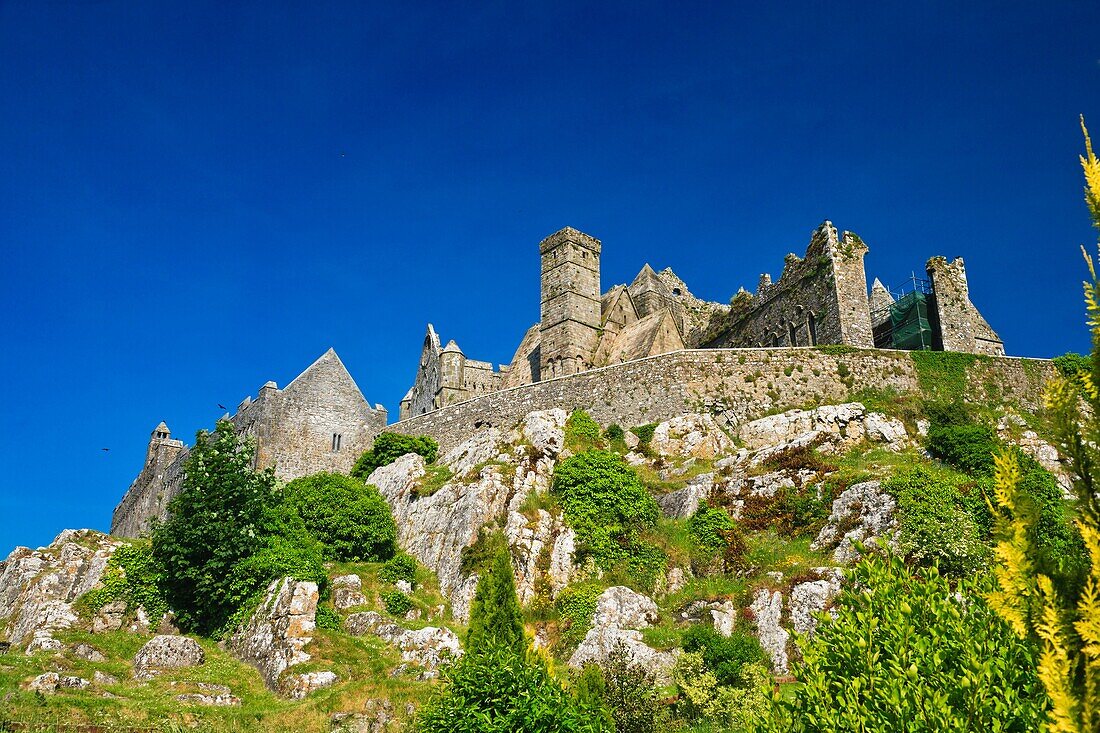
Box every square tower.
[539,227,602,379]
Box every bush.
[566,409,604,451]
[552,450,659,569]
[926,422,999,475]
[688,506,736,551]
[380,552,418,586]
[1052,351,1090,382]
[381,589,412,617]
[466,550,526,658]
[681,624,767,688]
[605,424,625,442]
[281,472,397,562]
[1013,452,1089,598]
[674,652,771,728]
[416,644,611,733]
[152,420,323,637]
[884,466,989,576]
[315,605,342,630]
[630,424,657,446]
[351,432,438,481]
[774,551,1046,732]
[78,541,168,622]
[556,582,603,646]
[584,644,670,733]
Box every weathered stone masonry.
[392,347,1052,452]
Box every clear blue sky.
[1,1,1098,552]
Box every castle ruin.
[399,221,1004,419]
[113,220,1006,536]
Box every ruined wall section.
[392,348,1051,452]
[701,223,870,350]
[110,429,187,538]
[926,256,1005,356]
[401,326,444,420]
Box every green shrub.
[460,527,508,575]
[585,644,671,733]
[605,424,625,441]
[674,653,771,728]
[926,422,999,475]
[78,541,168,622]
[380,552,418,586]
[566,409,604,451]
[922,398,972,429]
[884,466,989,576]
[773,551,1046,732]
[681,624,767,688]
[630,424,657,446]
[381,589,412,617]
[281,472,397,562]
[1052,351,1090,382]
[315,605,342,630]
[416,643,610,733]
[1013,452,1089,598]
[689,506,736,551]
[351,432,438,481]
[466,550,526,658]
[552,450,660,569]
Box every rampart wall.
[391,347,1053,451]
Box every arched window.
[772,333,780,347]
[807,313,817,345]
[789,322,798,346]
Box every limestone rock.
[93,671,119,685]
[650,414,736,459]
[228,577,323,695]
[655,475,713,519]
[282,671,338,700]
[664,567,689,596]
[789,570,842,636]
[331,699,406,733]
[344,611,461,677]
[592,587,659,630]
[569,628,678,684]
[506,508,575,605]
[132,635,205,680]
[92,599,127,633]
[750,589,789,674]
[176,683,241,706]
[739,403,865,451]
[0,529,122,651]
[863,412,909,449]
[369,411,567,620]
[333,575,367,610]
[812,481,897,564]
[71,642,106,662]
[709,601,737,638]
[29,672,89,693]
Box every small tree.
[281,472,397,561]
[153,420,278,635]
[351,432,438,481]
[465,549,525,658]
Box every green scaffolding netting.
[889,291,934,350]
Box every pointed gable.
[283,348,369,407]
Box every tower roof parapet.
[539,226,602,255]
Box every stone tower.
[539,227,602,379]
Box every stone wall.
[391,347,1053,451]
[927,256,1005,356]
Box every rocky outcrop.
[333,575,367,610]
[568,587,677,683]
[174,682,241,706]
[655,475,713,519]
[0,529,123,652]
[370,410,568,620]
[650,414,736,459]
[789,569,843,636]
[737,403,909,454]
[812,480,897,564]
[132,635,205,680]
[29,672,90,692]
[506,508,576,606]
[228,577,334,698]
[344,611,461,677]
[750,589,789,674]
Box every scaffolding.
[871,275,937,351]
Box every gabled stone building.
[112,349,387,537]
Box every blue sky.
[1,1,1098,552]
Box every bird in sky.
[101,448,110,452]
[218,403,227,410]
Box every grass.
[411,464,454,498]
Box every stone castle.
[112,221,1006,537]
